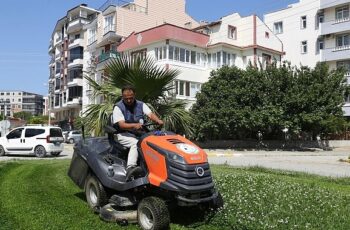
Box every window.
[337,61,350,72]
[104,15,114,34]
[301,41,308,54]
[131,49,147,60]
[88,27,97,45]
[74,34,80,39]
[169,46,174,59]
[155,46,167,60]
[228,25,237,39]
[336,5,349,21]
[191,51,196,64]
[262,53,272,68]
[18,98,21,102]
[317,39,324,53]
[7,128,23,139]
[301,16,307,29]
[190,83,201,98]
[69,46,83,62]
[185,50,190,63]
[175,80,198,98]
[273,21,283,34]
[50,128,63,137]
[317,13,324,28]
[180,48,185,62]
[25,129,45,138]
[216,52,221,68]
[336,34,350,47]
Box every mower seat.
[105,115,129,159]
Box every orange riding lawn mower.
[68,122,223,230]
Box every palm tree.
[83,56,193,136]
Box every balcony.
[68,38,84,49]
[321,46,350,62]
[55,53,61,60]
[67,97,82,107]
[320,18,350,36]
[97,24,122,47]
[96,51,119,64]
[67,17,90,33]
[55,35,62,46]
[320,0,349,9]
[68,76,83,87]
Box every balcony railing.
[320,17,350,35]
[333,45,350,52]
[96,51,119,63]
[55,35,62,43]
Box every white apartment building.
[48,4,99,129]
[0,91,44,117]
[82,0,199,112]
[264,0,350,116]
[117,13,284,108]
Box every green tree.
[13,111,32,121]
[192,62,347,140]
[84,56,193,136]
[28,115,50,125]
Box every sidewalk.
[206,148,350,178]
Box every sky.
[0,0,297,96]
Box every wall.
[264,0,321,67]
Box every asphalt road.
[0,144,349,178]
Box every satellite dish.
[0,120,10,129]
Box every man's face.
[122,89,135,106]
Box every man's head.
[122,85,136,106]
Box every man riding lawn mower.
[68,86,223,229]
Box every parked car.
[64,130,82,144]
[0,125,64,158]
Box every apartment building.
[49,1,199,125]
[117,14,284,108]
[82,0,199,112]
[48,4,99,126]
[0,91,44,117]
[264,0,350,116]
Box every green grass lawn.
[0,160,349,229]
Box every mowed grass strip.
[0,160,349,229]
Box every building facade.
[49,0,199,124]
[82,0,199,112]
[264,0,350,115]
[0,91,44,117]
[48,4,99,127]
[117,14,284,108]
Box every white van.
[0,125,64,158]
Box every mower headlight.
[147,142,187,164]
[165,150,186,164]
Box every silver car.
[64,130,82,144]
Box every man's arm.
[143,103,164,126]
[147,112,164,126]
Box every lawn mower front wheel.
[137,196,170,230]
